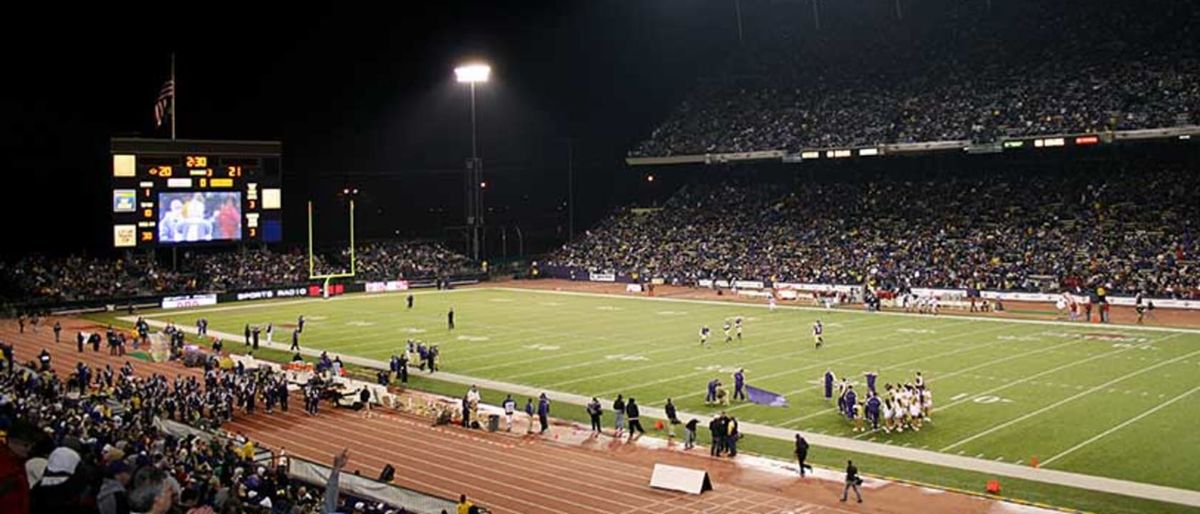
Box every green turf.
[95,287,1200,511]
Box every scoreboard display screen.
[111,138,282,248]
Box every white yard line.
[789,338,1084,427]
[1041,384,1200,466]
[932,333,1183,414]
[733,322,1019,420]
[940,344,1200,452]
[577,316,920,395]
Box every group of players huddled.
[825,369,933,434]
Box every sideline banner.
[161,294,217,309]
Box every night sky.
[1,1,734,256]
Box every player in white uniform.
[880,399,893,433]
[768,294,777,311]
[921,388,933,421]
[723,321,733,343]
[812,320,824,349]
[734,317,744,341]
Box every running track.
[5,319,1061,514]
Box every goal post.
[307,199,356,291]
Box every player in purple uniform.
[843,386,857,420]
[813,320,824,349]
[733,369,746,401]
[824,369,836,400]
[865,371,878,394]
[705,378,721,405]
[865,393,881,431]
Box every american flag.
[154,79,174,128]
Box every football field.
[141,286,1200,492]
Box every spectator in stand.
[630,0,1197,158]
[547,167,1199,300]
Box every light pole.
[455,63,490,262]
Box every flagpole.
[170,53,176,140]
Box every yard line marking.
[496,308,812,380]
[570,316,920,394]
[790,336,1082,427]
[729,322,1017,416]
[1041,384,1200,466]
[628,318,987,401]
[941,343,1200,452]
[934,333,1183,414]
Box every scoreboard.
[111,138,282,248]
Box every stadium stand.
[630,0,1199,157]
[547,165,1199,298]
[0,241,476,306]
[0,360,428,514]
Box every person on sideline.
[841,460,863,503]
[795,434,814,477]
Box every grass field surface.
[138,287,1200,493]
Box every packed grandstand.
[0,242,477,306]
[630,0,1198,157]
[546,164,1199,298]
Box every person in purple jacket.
[865,393,881,431]
[843,386,858,419]
[733,369,746,401]
[537,393,551,434]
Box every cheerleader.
[921,387,933,421]
[881,398,893,433]
[908,387,923,431]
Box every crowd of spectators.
[547,167,1199,299]
[320,242,476,282]
[0,241,475,306]
[0,352,411,513]
[632,0,1199,157]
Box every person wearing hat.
[31,446,88,514]
[98,460,132,514]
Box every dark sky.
[1,1,735,255]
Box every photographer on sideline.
[841,460,863,503]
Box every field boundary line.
[1041,383,1200,466]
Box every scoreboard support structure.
[307,199,356,298]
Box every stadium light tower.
[456,63,490,262]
